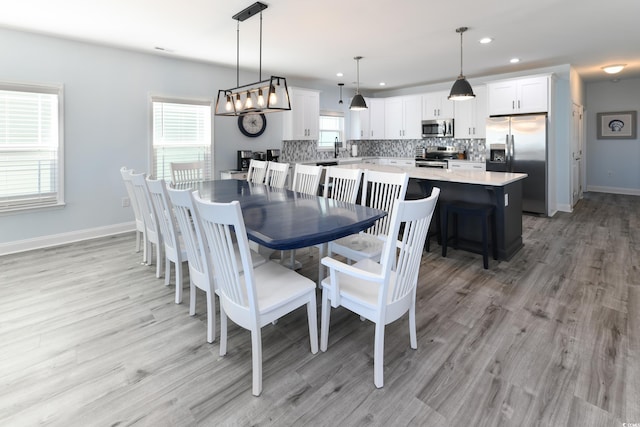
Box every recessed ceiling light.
[379,82,386,86]
[336,72,344,77]
[479,37,493,44]
[510,58,520,64]
[602,64,626,74]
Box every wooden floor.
[1,192,639,426]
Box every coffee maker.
[237,150,252,171]
[266,149,280,162]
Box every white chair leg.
[142,232,148,264]
[189,283,196,316]
[164,257,171,286]
[317,243,326,287]
[374,322,385,388]
[409,303,417,349]
[219,307,228,356]
[174,261,183,304]
[307,298,319,354]
[136,230,141,252]
[206,290,216,343]
[155,244,162,279]
[320,288,331,352]
[251,329,263,396]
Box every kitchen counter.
[335,162,527,261]
[334,162,527,186]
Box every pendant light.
[215,2,291,116]
[448,27,475,101]
[338,83,344,105]
[350,56,368,110]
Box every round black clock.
[238,113,267,137]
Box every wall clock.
[238,113,267,137]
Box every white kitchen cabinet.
[283,87,319,140]
[351,98,385,140]
[487,76,548,116]
[422,91,455,120]
[448,160,486,171]
[384,95,421,139]
[454,85,487,139]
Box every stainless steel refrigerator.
[485,114,547,214]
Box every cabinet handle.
[434,109,437,116]
[512,100,515,109]
[469,127,471,134]
[518,100,521,109]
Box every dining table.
[177,179,387,251]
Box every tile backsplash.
[282,138,486,162]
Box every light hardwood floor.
[1,192,639,426]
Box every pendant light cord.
[459,30,464,77]
[259,11,262,81]
[236,20,240,87]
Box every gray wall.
[585,77,640,194]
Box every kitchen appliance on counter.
[237,150,253,171]
[486,114,548,214]
[266,149,280,162]
[252,151,266,161]
[415,146,457,168]
[421,118,454,138]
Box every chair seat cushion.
[321,258,397,308]
[253,261,316,314]
[330,233,384,261]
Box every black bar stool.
[441,201,497,269]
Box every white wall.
[585,78,640,195]
[0,28,253,251]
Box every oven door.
[415,160,448,168]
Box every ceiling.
[2,0,639,92]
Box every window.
[0,84,63,213]
[151,98,212,181]
[318,112,344,150]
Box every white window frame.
[318,110,344,150]
[0,82,64,214]
[150,96,213,182]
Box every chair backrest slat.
[360,170,409,236]
[131,172,160,243]
[323,167,362,203]
[146,178,179,254]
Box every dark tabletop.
[180,180,387,250]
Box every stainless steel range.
[415,146,458,168]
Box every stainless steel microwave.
[422,119,454,138]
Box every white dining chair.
[265,161,290,188]
[170,160,204,185]
[166,187,217,343]
[131,172,163,278]
[320,187,440,388]
[120,167,146,261]
[291,164,323,195]
[328,170,409,264]
[316,166,363,283]
[146,177,188,304]
[193,194,318,396]
[246,159,268,184]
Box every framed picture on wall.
[596,110,637,139]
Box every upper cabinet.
[350,97,385,140]
[454,85,487,139]
[384,95,421,139]
[487,76,548,116]
[283,87,319,140]
[422,91,455,120]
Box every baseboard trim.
[0,222,136,256]
[586,186,640,196]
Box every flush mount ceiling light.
[338,83,344,104]
[448,27,475,101]
[215,2,291,116]
[350,56,368,111]
[510,57,521,64]
[602,64,626,74]
[479,37,493,44]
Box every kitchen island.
[335,163,528,261]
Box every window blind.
[152,100,212,181]
[0,87,62,212]
[318,114,344,149]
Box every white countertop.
[335,162,527,186]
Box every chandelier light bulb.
[245,92,253,109]
[257,88,265,107]
[225,95,232,111]
[235,93,242,110]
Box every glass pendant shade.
[350,93,368,110]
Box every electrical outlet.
[122,197,130,207]
[504,193,509,207]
